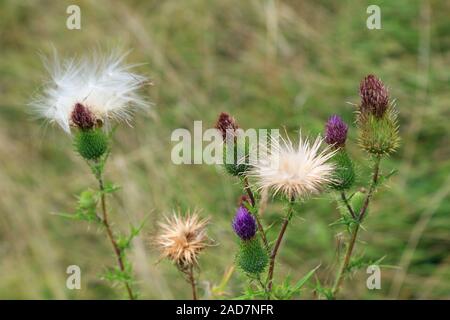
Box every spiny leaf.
[117,217,149,252]
[376,169,398,187]
[55,189,101,224]
[292,265,320,292]
[102,182,121,194]
[347,255,387,273]
[314,278,334,300]
[101,267,133,284]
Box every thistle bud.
[338,190,366,218]
[357,107,400,156]
[223,142,250,176]
[215,112,238,141]
[232,206,256,240]
[330,149,355,190]
[236,237,268,275]
[325,115,348,148]
[71,103,96,130]
[238,195,251,207]
[350,191,367,217]
[216,112,250,176]
[357,76,400,156]
[359,75,389,118]
[74,129,108,160]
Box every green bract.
[236,237,268,275]
[350,191,366,217]
[74,129,109,160]
[330,150,355,190]
[357,103,400,156]
[222,139,250,176]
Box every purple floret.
[232,206,256,240]
[359,74,389,117]
[325,115,348,148]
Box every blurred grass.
[0,0,449,299]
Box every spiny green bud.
[223,140,250,176]
[236,237,268,275]
[74,129,108,160]
[357,103,400,156]
[338,190,366,218]
[350,191,366,216]
[216,112,251,176]
[330,149,355,190]
[78,190,96,209]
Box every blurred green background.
[0,0,449,299]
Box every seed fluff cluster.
[249,133,336,199]
[30,50,149,133]
[155,211,210,270]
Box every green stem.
[358,155,381,221]
[331,223,359,298]
[266,198,295,296]
[331,155,382,299]
[97,171,135,300]
[187,265,198,300]
[340,191,356,219]
[243,177,269,250]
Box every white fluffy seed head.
[30,49,150,133]
[249,132,336,200]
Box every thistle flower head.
[30,50,149,133]
[232,206,256,240]
[249,133,336,200]
[325,115,348,148]
[155,211,210,270]
[359,74,389,118]
[71,103,96,130]
[215,112,238,141]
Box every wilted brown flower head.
[215,112,238,141]
[155,211,210,270]
[359,74,389,118]
[71,103,96,130]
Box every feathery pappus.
[155,211,210,270]
[30,49,150,133]
[249,133,336,200]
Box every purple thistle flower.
[71,103,96,130]
[359,74,389,118]
[232,206,256,240]
[325,115,348,148]
[215,112,238,141]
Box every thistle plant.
[215,74,399,300]
[30,50,150,299]
[233,206,268,276]
[325,74,400,299]
[249,134,335,296]
[154,211,211,300]
[215,112,251,177]
[215,113,268,248]
[325,115,356,200]
[215,114,336,298]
